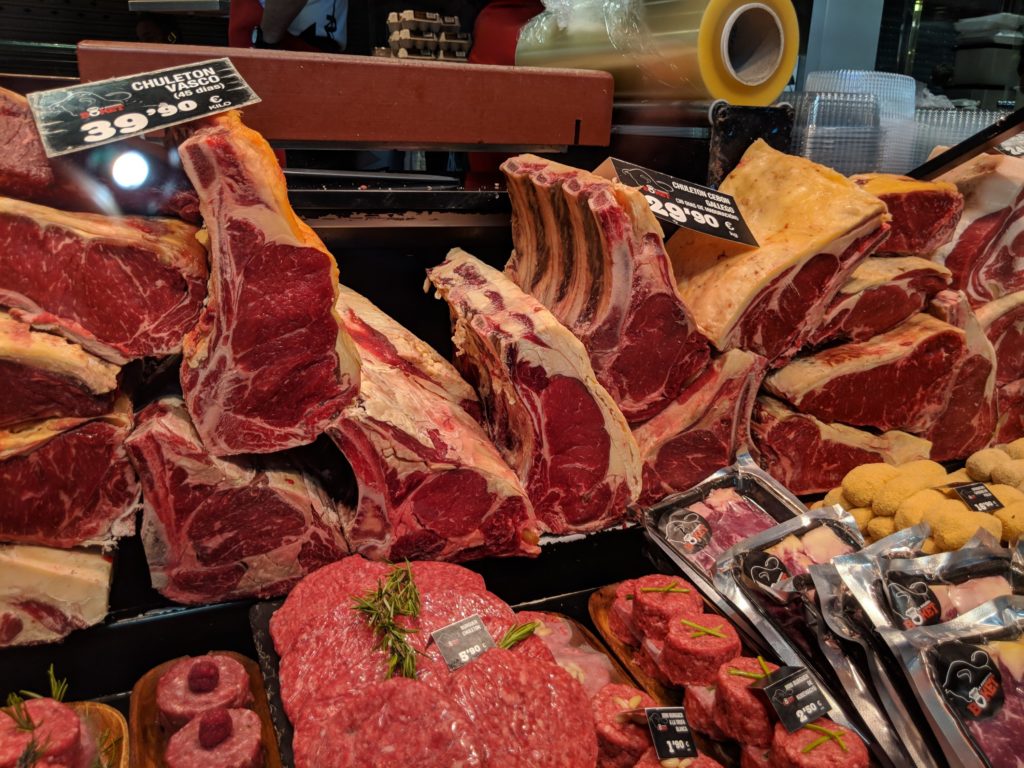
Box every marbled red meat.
[156,655,252,731]
[165,708,262,768]
[631,574,703,640]
[713,657,779,747]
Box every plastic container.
[790,91,882,174]
[913,108,1009,166]
[805,70,916,122]
[954,12,1024,35]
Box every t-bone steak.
[0,310,118,428]
[177,111,360,455]
[0,396,138,548]
[807,256,952,347]
[633,349,766,506]
[751,395,932,495]
[328,285,539,562]
[933,152,1024,307]
[0,195,207,363]
[502,154,709,422]
[427,248,642,534]
[124,396,348,605]
[672,140,890,364]
[850,173,963,255]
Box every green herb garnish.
[21,665,68,704]
[679,617,726,639]
[639,581,691,595]
[16,736,45,768]
[89,729,122,768]
[352,563,422,680]
[801,722,848,753]
[728,657,773,681]
[5,694,35,732]
[498,621,539,650]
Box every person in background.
[229,0,348,52]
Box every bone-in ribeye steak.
[751,395,932,495]
[177,112,360,456]
[328,285,539,562]
[673,140,890,364]
[0,396,138,548]
[633,349,766,505]
[428,248,642,534]
[933,152,1024,307]
[0,196,207,364]
[0,310,119,429]
[808,257,952,347]
[850,173,963,255]
[978,291,1024,443]
[502,155,709,422]
[124,397,348,605]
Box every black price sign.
[27,58,260,157]
[431,614,495,671]
[952,482,1004,512]
[751,666,831,732]
[645,707,698,760]
[606,158,758,247]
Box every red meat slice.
[156,655,253,731]
[165,708,262,768]
[978,290,1024,385]
[442,647,598,767]
[850,173,963,255]
[591,683,655,768]
[995,379,1024,443]
[177,111,360,456]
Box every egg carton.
[388,28,438,52]
[387,9,442,34]
[439,31,471,52]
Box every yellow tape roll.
[516,0,799,106]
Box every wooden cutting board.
[129,651,281,768]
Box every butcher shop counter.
[0,526,653,711]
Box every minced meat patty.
[659,613,741,686]
[712,656,778,746]
[0,698,87,768]
[633,747,724,767]
[609,579,639,646]
[632,575,703,640]
[156,655,252,731]
[165,708,262,768]
[592,683,655,768]
[768,719,869,768]
[683,685,726,740]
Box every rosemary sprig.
[801,722,848,753]
[16,736,45,768]
[5,694,36,732]
[89,729,122,768]
[21,665,68,703]
[679,617,726,639]
[639,581,691,595]
[352,563,422,680]
[498,621,539,650]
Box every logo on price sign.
[27,58,260,157]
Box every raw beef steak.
[751,396,932,495]
[0,196,207,363]
[0,544,112,647]
[177,111,360,455]
[0,310,118,428]
[502,155,709,422]
[977,290,1024,386]
[764,313,969,434]
[0,86,199,221]
[933,152,1024,306]
[672,140,890,363]
[634,349,766,506]
[995,379,1024,443]
[124,397,348,604]
[427,248,642,534]
[329,286,539,562]
[850,173,963,255]
[807,257,952,346]
[0,396,138,548]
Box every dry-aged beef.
[0,86,199,222]
[329,286,538,562]
[673,140,889,364]
[177,112,360,456]
[502,155,709,422]
[0,196,207,364]
[751,396,932,495]
[428,248,642,534]
[633,349,765,506]
[933,152,1024,306]
[0,396,138,548]
[442,648,598,767]
[0,310,118,428]
[850,173,963,255]
[979,291,1024,442]
[292,678,484,768]
[124,397,347,605]
[807,257,952,347]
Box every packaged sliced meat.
[881,595,1024,768]
[657,613,742,686]
[0,697,86,768]
[156,655,252,731]
[591,683,655,768]
[768,718,869,768]
[712,656,779,747]
[165,708,262,768]
[630,574,703,641]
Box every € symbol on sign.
[210,95,222,104]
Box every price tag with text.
[645,707,698,760]
[952,482,1004,513]
[430,614,496,671]
[751,666,831,732]
[27,58,260,157]
[595,158,758,247]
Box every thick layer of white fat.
[758,394,931,461]
[432,249,642,497]
[0,394,130,460]
[976,289,1024,330]
[676,143,887,345]
[634,349,760,450]
[0,311,119,393]
[840,256,951,295]
[0,544,112,628]
[766,313,964,398]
